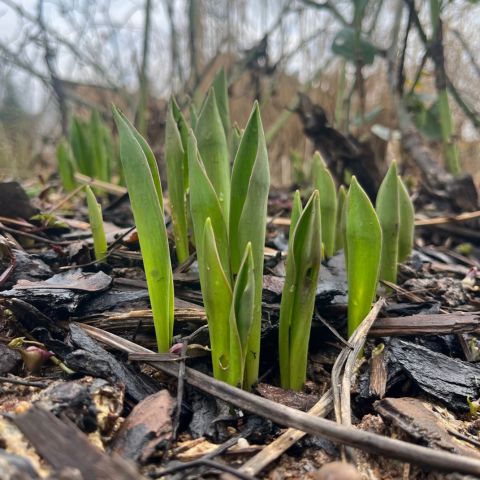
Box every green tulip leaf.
[113,106,173,352]
[346,177,382,337]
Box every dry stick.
[332,300,384,428]
[47,184,86,214]
[78,324,480,476]
[152,458,255,480]
[332,299,385,463]
[415,210,480,226]
[270,211,480,229]
[74,173,127,196]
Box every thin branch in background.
[136,0,152,135]
[397,4,411,96]
[451,29,480,81]
[37,0,68,136]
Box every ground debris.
[387,339,480,412]
[111,389,174,463]
[66,323,159,402]
[375,397,480,457]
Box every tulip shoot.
[195,88,230,221]
[85,185,107,262]
[230,101,270,389]
[312,152,337,258]
[397,176,415,262]
[346,177,382,337]
[279,190,322,391]
[165,100,190,263]
[57,141,76,192]
[376,161,399,284]
[113,106,174,353]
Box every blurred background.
[0,0,478,189]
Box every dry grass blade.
[331,299,385,427]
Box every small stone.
[314,461,361,480]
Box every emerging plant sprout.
[195,88,231,221]
[230,102,270,389]
[279,190,322,391]
[188,101,269,389]
[397,175,415,262]
[85,185,107,262]
[376,161,399,284]
[346,177,382,337]
[212,68,231,143]
[113,106,174,353]
[312,152,337,259]
[165,99,190,263]
[56,140,76,192]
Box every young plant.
[312,152,337,258]
[279,190,322,391]
[398,176,415,262]
[212,67,231,143]
[376,161,399,284]
[195,88,230,221]
[70,118,93,177]
[90,110,110,182]
[85,185,107,262]
[334,185,347,253]
[346,177,382,337]
[113,106,174,353]
[165,99,190,263]
[56,140,76,192]
[188,101,269,389]
[229,102,270,389]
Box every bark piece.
[388,339,480,411]
[256,383,319,411]
[66,323,158,403]
[370,313,480,337]
[375,397,480,458]
[111,390,174,463]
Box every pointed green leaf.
[212,67,231,141]
[279,191,322,391]
[113,106,174,352]
[189,103,198,131]
[57,140,76,192]
[195,88,230,221]
[228,243,255,387]
[346,177,382,337]
[312,151,337,258]
[90,110,109,182]
[398,176,415,262]
[165,101,189,263]
[85,185,107,261]
[170,97,189,189]
[129,121,164,211]
[376,161,399,283]
[70,118,92,176]
[278,190,303,388]
[231,123,243,161]
[187,131,230,280]
[230,101,270,390]
[202,218,232,383]
[334,185,347,253]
